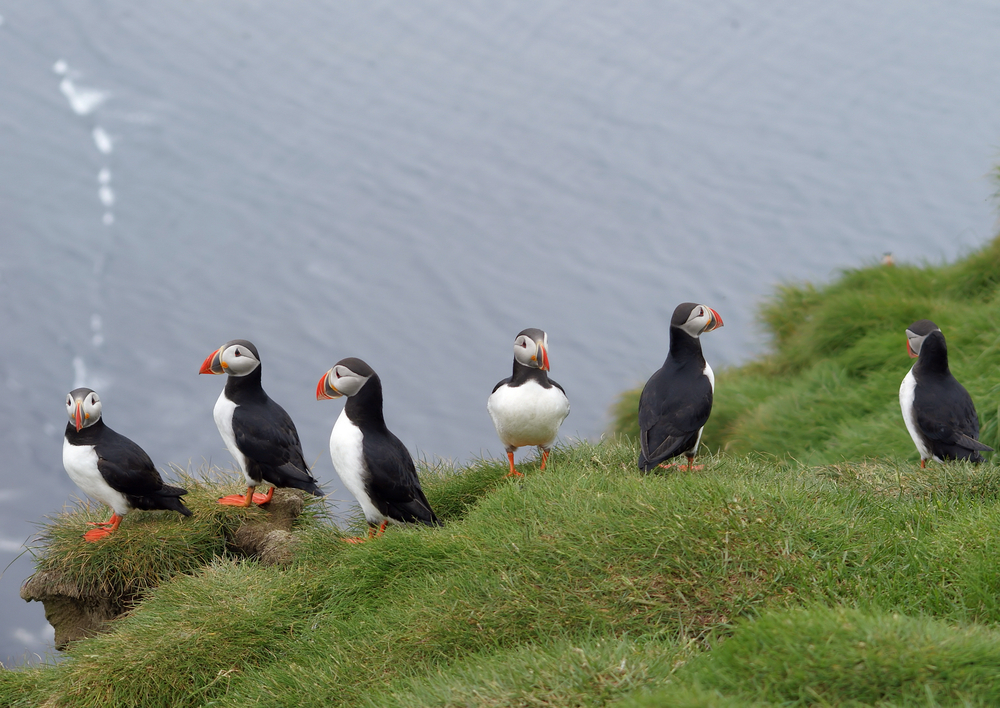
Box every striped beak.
[74,398,83,432]
[705,308,724,332]
[199,347,226,375]
[316,370,343,400]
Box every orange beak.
[706,308,724,332]
[74,399,83,432]
[199,347,226,375]
[538,342,550,371]
[316,370,342,400]
[907,341,918,358]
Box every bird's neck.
[510,360,550,387]
[915,332,950,377]
[667,327,705,365]
[345,374,387,429]
[65,417,106,444]
[224,367,268,403]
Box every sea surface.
[1,1,998,665]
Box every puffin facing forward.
[62,388,191,541]
[638,302,723,473]
[899,319,992,467]
[487,328,570,478]
[200,339,322,506]
[317,357,441,542]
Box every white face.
[323,364,371,398]
[678,304,721,338]
[219,342,261,377]
[513,332,548,369]
[66,390,102,431]
[905,329,936,358]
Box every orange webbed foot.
[83,527,113,542]
[251,487,274,505]
[218,494,252,507]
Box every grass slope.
[5,442,1000,706]
[613,236,1000,465]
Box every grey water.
[1,0,998,666]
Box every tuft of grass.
[8,442,1000,706]
[612,236,1000,465]
[28,465,323,598]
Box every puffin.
[62,387,192,542]
[899,319,992,467]
[487,328,570,478]
[316,357,441,542]
[200,339,322,506]
[637,302,723,473]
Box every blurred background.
[1,0,998,665]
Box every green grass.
[6,238,1000,706]
[612,236,1000,465]
[6,442,1000,706]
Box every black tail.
[131,485,193,516]
[267,463,324,496]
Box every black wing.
[363,431,440,526]
[233,399,321,493]
[96,428,192,515]
[95,428,165,496]
[637,364,713,470]
[915,379,993,461]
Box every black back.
[637,322,714,471]
[226,366,322,495]
[911,331,992,462]
[65,419,191,515]
[345,371,441,527]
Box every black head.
[316,357,376,399]
[905,320,942,358]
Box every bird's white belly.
[899,368,935,462]
[487,380,570,450]
[62,439,132,515]
[214,392,251,484]
[329,409,386,525]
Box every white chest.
[213,391,250,482]
[62,438,131,515]
[899,368,934,461]
[329,409,385,525]
[487,380,570,450]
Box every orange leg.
[343,519,389,544]
[219,486,274,507]
[921,459,927,469]
[83,513,123,542]
[540,449,550,470]
[504,451,522,478]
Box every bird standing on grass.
[487,328,571,478]
[62,387,191,542]
[200,339,322,506]
[637,302,724,473]
[317,357,441,542]
[899,319,992,467]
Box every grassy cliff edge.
[3,239,1000,706]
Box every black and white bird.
[317,357,441,542]
[487,328,570,478]
[637,302,723,473]
[62,388,192,542]
[200,339,322,506]
[899,319,992,467]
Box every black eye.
[335,370,341,378]
[234,349,242,357]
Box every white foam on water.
[98,185,114,207]
[59,76,109,116]
[92,126,113,153]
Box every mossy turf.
[613,236,1000,465]
[5,441,1000,706]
